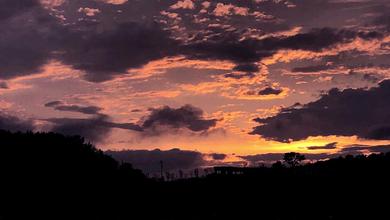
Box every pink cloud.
[170,0,195,10]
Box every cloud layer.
[1,0,387,82]
[107,148,205,174]
[252,80,390,142]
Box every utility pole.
[160,160,164,181]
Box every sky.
[1,0,390,173]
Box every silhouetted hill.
[0,130,147,219]
[1,130,390,219]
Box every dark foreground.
[1,130,389,220]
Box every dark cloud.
[222,64,258,79]
[233,63,260,73]
[59,21,178,82]
[44,102,142,142]
[44,101,62,107]
[241,143,390,165]
[258,87,283,96]
[107,148,205,174]
[240,153,331,165]
[45,101,102,115]
[46,115,142,143]
[224,72,255,79]
[47,116,112,143]
[340,145,370,154]
[261,28,374,51]
[0,0,38,21]
[307,142,338,150]
[0,0,64,79]
[141,105,217,134]
[369,145,390,154]
[362,73,380,83]
[45,103,215,141]
[0,0,177,82]
[184,28,383,78]
[292,65,333,73]
[209,153,227,161]
[364,126,390,140]
[0,82,8,89]
[341,144,390,155]
[0,112,35,132]
[238,28,378,57]
[240,153,286,164]
[251,79,390,142]
[372,14,390,31]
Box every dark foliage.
[1,130,390,219]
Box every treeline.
[1,130,390,219]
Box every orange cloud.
[213,3,249,16]
[263,36,390,65]
[170,0,195,10]
[125,56,236,80]
[39,0,65,8]
[100,0,128,5]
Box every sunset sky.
[1,0,390,172]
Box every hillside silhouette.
[1,130,390,219]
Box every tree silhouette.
[283,152,305,167]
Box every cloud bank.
[251,80,390,142]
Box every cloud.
[184,28,383,75]
[240,153,332,165]
[0,0,385,84]
[0,111,35,132]
[44,102,142,142]
[307,142,338,150]
[258,87,283,95]
[99,0,128,5]
[233,63,260,73]
[78,7,101,16]
[47,116,112,143]
[209,153,227,160]
[46,115,142,143]
[224,72,255,79]
[45,102,216,141]
[0,0,64,79]
[40,0,65,8]
[292,65,333,73]
[0,1,179,82]
[0,0,37,21]
[59,22,178,82]
[170,0,195,10]
[45,101,102,115]
[107,148,205,173]
[213,3,249,17]
[372,14,390,31]
[0,82,8,89]
[251,79,390,142]
[141,105,217,134]
[339,144,390,155]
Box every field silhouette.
[0,130,389,219]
